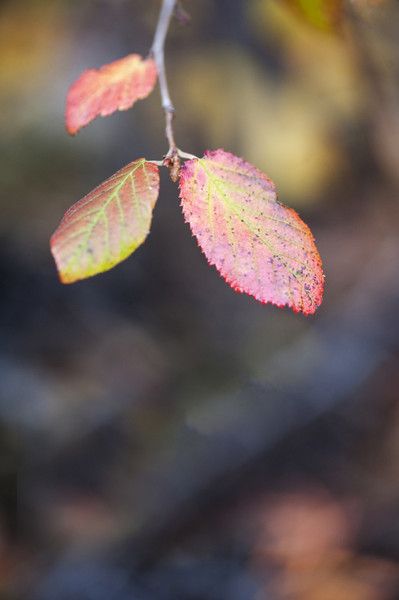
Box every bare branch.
[151,0,179,175]
[174,1,191,26]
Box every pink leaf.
[51,159,160,283]
[179,149,324,314]
[66,54,157,135]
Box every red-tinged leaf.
[66,54,157,135]
[51,159,159,284]
[179,150,324,314]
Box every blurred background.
[1,0,399,598]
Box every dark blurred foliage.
[0,0,399,598]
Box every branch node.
[163,150,181,183]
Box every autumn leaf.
[179,150,324,314]
[283,0,343,32]
[66,54,157,135]
[51,159,160,283]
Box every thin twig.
[175,1,191,26]
[151,0,181,180]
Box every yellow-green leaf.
[284,0,343,31]
[51,159,160,283]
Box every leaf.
[179,150,324,314]
[66,54,157,135]
[283,0,343,32]
[51,159,160,284]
